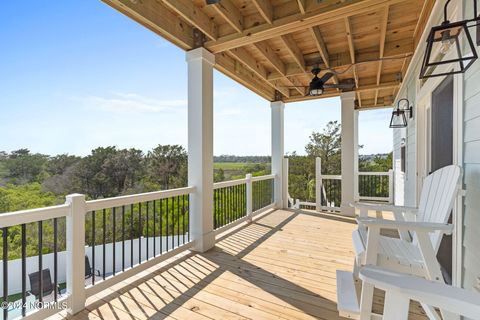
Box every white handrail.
[358,172,390,176]
[251,174,276,182]
[0,204,70,228]
[213,178,247,189]
[85,186,196,212]
[321,174,342,179]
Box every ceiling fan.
[281,67,355,96]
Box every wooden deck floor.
[53,209,428,320]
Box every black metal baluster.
[166,198,169,252]
[213,189,217,229]
[53,218,58,301]
[160,199,163,254]
[146,201,149,260]
[130,204,133,268]
[171,197,175,249]
[153,200,156,257]
[222,188,225,227]
[182,195,186,244]
[21,224,26,317]
[38,221,43,302]
[112,207,116,276]
[3,227,8,320]
[187,195,191,242]
[122,205,125,272]
[92,211,96,285]
[177,196,180,248]
[103,209,106,280]
[138,203,142,264]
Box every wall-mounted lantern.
[420,0,480,79]
[390,98,413,128]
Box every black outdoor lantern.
[420,0,480,79]
[390,98,413,129]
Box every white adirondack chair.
[359,266,480,320]
[336,165,463,320]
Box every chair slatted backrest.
[416,165,461,251]
[28,268,54,297]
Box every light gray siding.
[462,45,480,293]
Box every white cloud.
[76,92,187,114]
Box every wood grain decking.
[50,209,428,320]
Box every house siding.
[462,0,480,290]
[392,61,420,207]
[390,0,480,296]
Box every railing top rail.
[213,178,247,190]
[358,171,391,176]
[251,174,276,182]
[86,186,196,212]
[0,204,70,228]
[321,174,342,180]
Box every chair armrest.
[357,217,453,234]
[95,269,101,276]
[351,202,418,214]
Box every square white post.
[340,92,358,216]
[65,194,86,315]
[271,101,285,209]
[186,47,215,252]
[315,157,322,212]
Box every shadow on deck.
[53,209,427,320]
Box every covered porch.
[49,209,426,320]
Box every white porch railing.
[0,174,276,320]
[290,157,394,212]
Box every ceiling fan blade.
[319,72,334,83]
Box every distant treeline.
[214,155,270,163]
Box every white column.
[66,194,86,315]
[340,92,358,216]
[315,157,322,212]
[186,47,215,252]
[271,101,285,209]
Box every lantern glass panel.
[420,21,477,79]
[389,110,407,128]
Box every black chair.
[85,255,101,279]
[28,269,60,298]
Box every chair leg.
[383,291,410,320]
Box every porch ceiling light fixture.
[389,98,413,129]
[420,0,479,79]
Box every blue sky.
[0,1,392,156]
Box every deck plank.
[54,209,427,320]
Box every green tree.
[305,120,341,174]
[146,145,187,190]
[3,149,48,184]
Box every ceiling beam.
[215,52,275,101]
[211,0,244,33]
[375,5,389,105]
[252,0,273,24]
[344,16,360,105]
[205,0,405,53]
[102,0,194,49]
[309,26,340,90]
[280,35,305,72]
[254,41,304,96]
[297,0,306,14]
[228,47,290,97]
[254,41,286,76]
[160,0,217,40]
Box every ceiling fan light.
[309,88,324,96]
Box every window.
[401,145,406,173]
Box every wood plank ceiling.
[102,0,435,109]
